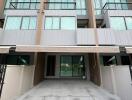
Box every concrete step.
[16,80,120,100]
[20,96,98,100]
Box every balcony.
[102,2,132,14]
[0,30,36,45]
[0,29,132,46]
[5,2,40,10]
[44,2,76,10]
[41,30,76,46]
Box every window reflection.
[45,17,76,30]
[125,17,132,30]
[110,17,126,30]
[5,16,37,30]
[5,17,22,30]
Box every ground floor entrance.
[16,80,120,100]
[45,53,88,79]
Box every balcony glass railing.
[102,2,131,13]
[7,2,40,10]
[44,2,76,10]
[5,2,87,15]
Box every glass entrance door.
[60,55,85,77]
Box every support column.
[35,0,45,45]
[0,0,5,17]
[34,0,46,86]
[34,53,45,86]
[87,0,101,86]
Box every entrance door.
[46,55,56,76]
[60,55,85,77]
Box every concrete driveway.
[16,80,120,100]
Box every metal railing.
[6,2,76,10]
[44,2,76,10]
[0,65,7,97]
[102,2,132,14]
[8,2,40,10]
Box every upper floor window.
[110,16,132,30]
[100,55,117,66]
[76,0,87,15]
[125,17,132,30]
[110,17,126,30]
[94,0,102,15]
[47,0,75,10]
[46,0,87,15]
[102,0,128,10]
[5,16,37,30]
[5,0,40,9]
[45,16,76,30]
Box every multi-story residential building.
[0,0,132,100]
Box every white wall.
[1,65,35,100]
[0,30,36,45]
[101,65,132,100]
[76,28,95,45]
[41,30,76,46]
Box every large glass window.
[94,0,102,15]
[110,17,126,30]
[45,17,59,29]
[61,17,75,30]
[48,0,75,10]
[5,17,22,30]
[60,55,85,77]
[5,0,40,9]
[6,55,30,65]
[76,0,86,15]
[45,16,76,30]
[5,16,37,30]
[102,0,128,9]
[125,17,132,30]
[100,55,117,66]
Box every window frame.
[44,16,76,30]
[4,16,37,30]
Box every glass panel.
[29,17,37,29]
[45,17,52,29]
[21,17,30,29]
[52,17,59,29]
[125,17,132,29]
[110,17,126,30]
[61,17,75,30]
[6,0,11,8]
[5,17,22,30]
[60,56,72,77]
[76,0,86,15]
[72,56,85,77]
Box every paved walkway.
[16,80,120,100]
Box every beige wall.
[1,65,35,100]
[0,0,5,16]
[101,65,132,100]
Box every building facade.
[0,0,132,100]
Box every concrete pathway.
[16,80,120,100]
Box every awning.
[0,46,11,54]
[16,45,120,53]
[125,47,132,54]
